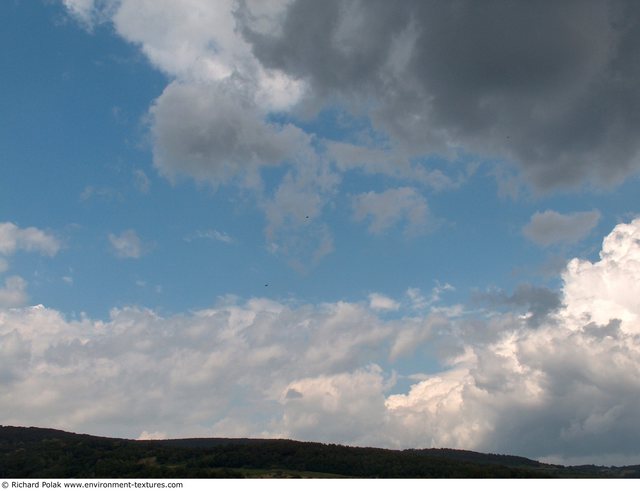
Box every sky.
[2,0,640,465]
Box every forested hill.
[2,425,639,478]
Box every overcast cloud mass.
[2,0,640,465]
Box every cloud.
[562,217,640,329]
[0,298,402,439]
[326,141,458,191]
[523,210,601,246]
[186,229,235,245]
[150,81,307,187]
[149,77,334,267]
[79,186,124,203]
[61,0,640,272]
[133,169,150,194]
[111,0,307,234]
[61,0,116,30]
[383,217,640,461]
[0,222,61,257]
[0,223,60,307]
[4,218,640,462]
[61,1,456,269]
[352,187,431,236]
[50,2,640,460]
[111,0,303,109]
[108,229,147,259]
[62,0,94,25]
[368,293,400,312]
[406,283,455,311]
[0,276,28,308]
[384,316,640,461]
[262,160,339,268]
[280,366,390,445]
[476,283,562,327]
[241,0,640,190]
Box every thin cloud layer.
[3,218,640,462]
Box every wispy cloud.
[352,187,432,236]
[0,275,28,307]
[133,169,151,194]
[79,185,124,203]
[185,229,235,245]
[108,229,148,259]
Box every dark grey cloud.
[240,0,410,96]
[523,210,601,246]
[477,283,562,326]
[150,81,307,187]
[239,0,640,189]
[285,388,303,399]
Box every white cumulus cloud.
[380,217,640,462]
[368,293,400,311]
[562,217,640,330]
[0,222,61,257]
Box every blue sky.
[3,0,640,465]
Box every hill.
[1,425,638,478]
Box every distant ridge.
[1,425,638,478]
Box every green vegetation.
[1,426,638,478]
